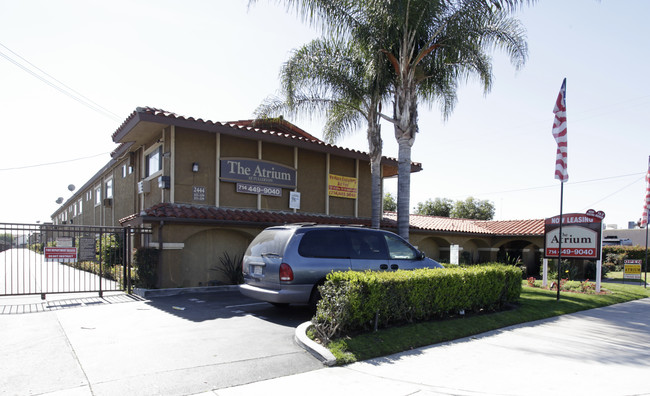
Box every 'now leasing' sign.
[544,210,604,260]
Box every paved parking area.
[0,290,321,395]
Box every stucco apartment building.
[52,107,544,288]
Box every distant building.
[603,228,650,247]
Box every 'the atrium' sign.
[544,210,604,260]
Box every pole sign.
[544,209,605,260]
[624,259,642,279]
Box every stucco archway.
[494,239,542,277]
[464,238,491,264]
[415,236,450,262]
[180,228,253,287]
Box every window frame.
[94,184,101,206]
[105,177,113,199]
[145,145,163,179]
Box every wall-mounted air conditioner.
[137,180,151,194]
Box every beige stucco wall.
[152,223,260,288]
[174,128,216,205]
[411,232,543,274]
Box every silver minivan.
[239,224,443,307]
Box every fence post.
[124,227,130,294]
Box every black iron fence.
[1,223,151,298]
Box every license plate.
[252,265,263,276]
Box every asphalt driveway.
[0,290,322,395]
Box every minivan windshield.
[246,228,292,257]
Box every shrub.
[312,264,522,343]
[99,233,123,267]
[134,247,158,289]
[584,262,610,279]
[603,246,647,269]
[212,251,244,285]
[545,259,578,281]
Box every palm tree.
[255,37,391,228]
[360,1,529,239]
[251,0,530,239]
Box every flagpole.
[645,155,650,288]
[551,78,568,302]
[643,206,650,289]
[557,181,564,300]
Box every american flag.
[552,78,568,182]
[641,158,650,227]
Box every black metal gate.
[0,223,151,298]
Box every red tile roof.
[111,107,421,171]
[121,203,397,229]
[229,119,323,142]
[122,203,544,236]
[472,219,546,236]
[382,213,544,236]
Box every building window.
[145,145,162,178]
[105,178,113,199]
[122,164,133,178]
[78,199,83,215]
[86,190,92,201]
[95,185,101,206]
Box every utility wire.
[0,152,110,171]
[581,175,646,211]
[0,42,122,122]
[453,172,645,197]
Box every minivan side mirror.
[417,251,426,260]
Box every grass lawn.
[326,281,650,364]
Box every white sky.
[1,0,649,228]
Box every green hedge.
[312,264,522,343]
[602,246,647,262]
[134,247,158,289]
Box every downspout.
[293,146,298,213]
[325,153,330,215]
[257,141,262,210]
[170,125,176,204]
[355,159,359,218]
[158,220,164,288]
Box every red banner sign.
[44,247,78,260]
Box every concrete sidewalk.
[216,298,650,396]
[2,292,649,396]
[0,290,321,396]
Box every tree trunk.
[367,109,383,229]
[394,77,418,241]
[396,136,413,240]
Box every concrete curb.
[133,285,241,298]
[294,321,337,367]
